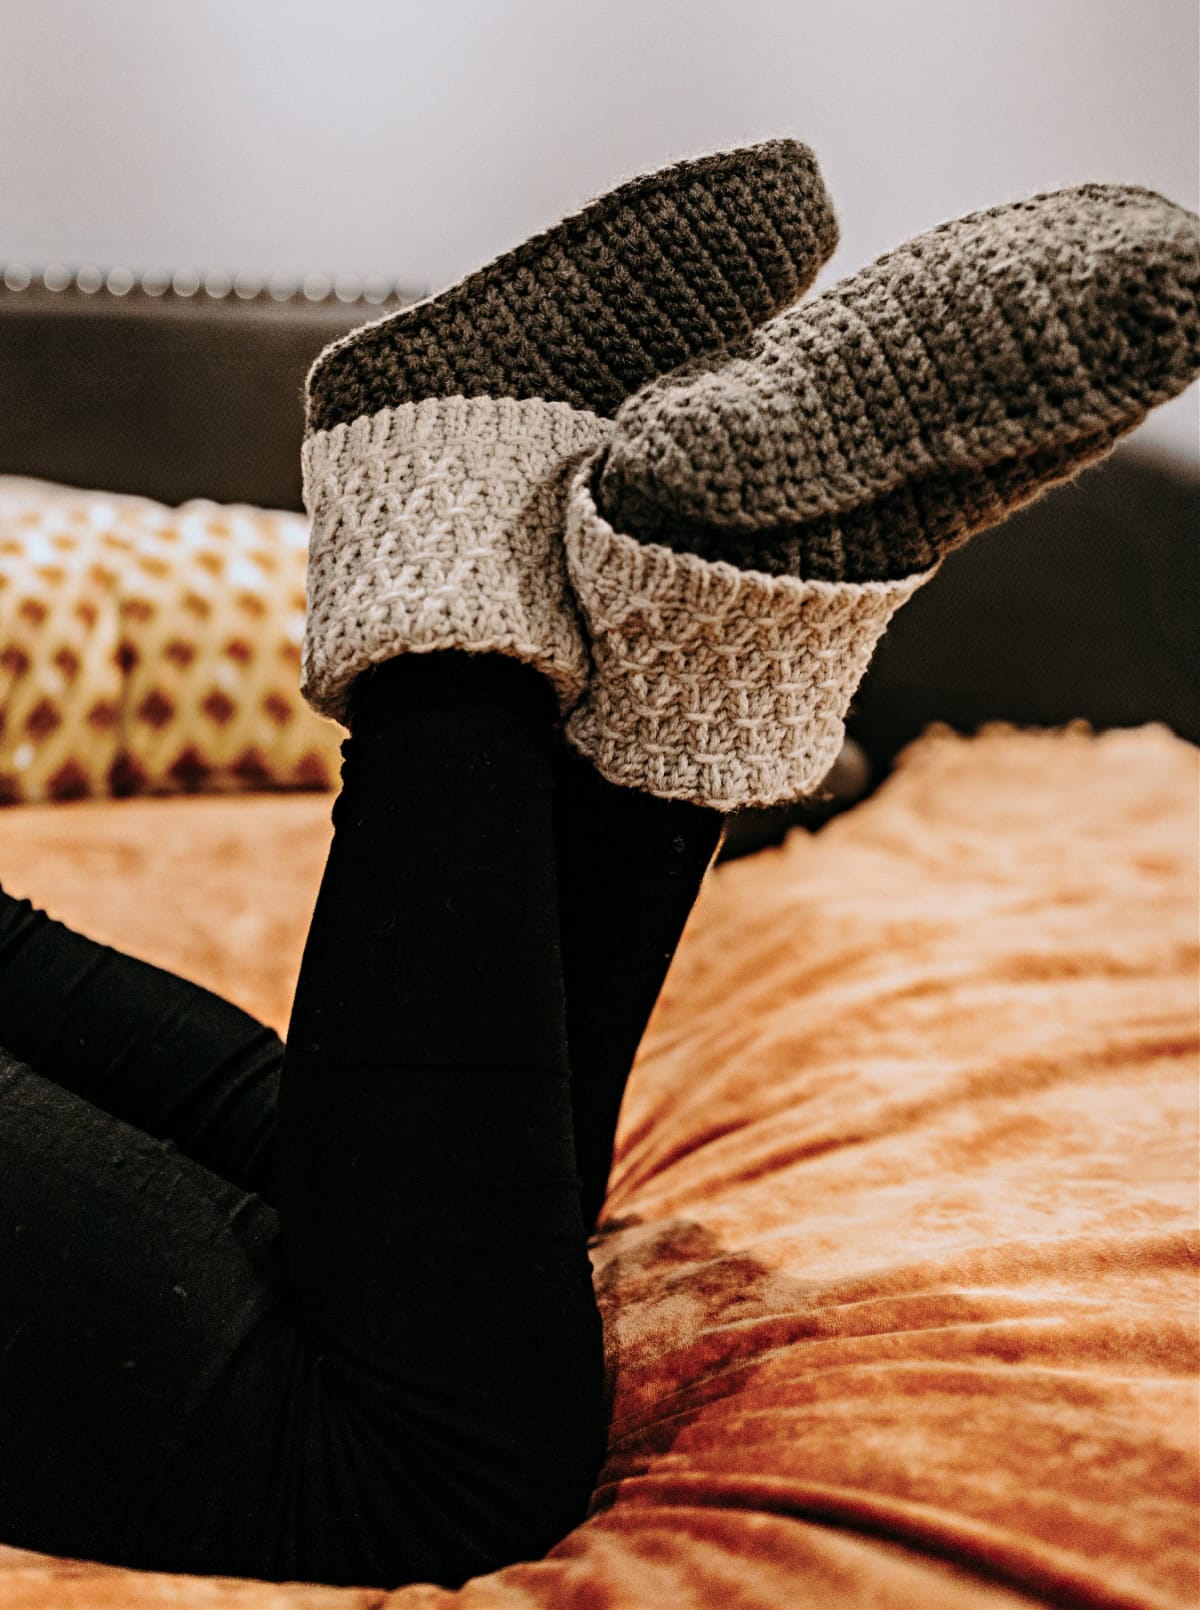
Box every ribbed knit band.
[301,397,610,726]
[562,460,934,810]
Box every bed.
[0,264,1196,1609]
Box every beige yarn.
[563,461,935,810]
[301,397,610,726]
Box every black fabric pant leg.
[554,744,725,1232]
[0,732,723,1244]
[271,650,605,1583]
[0,650,604,1590]
[0,887,283,1200]
[0,739,720,1238]
[0,1047,293,1571]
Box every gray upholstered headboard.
[2,261,1196,847]
[0,265,419,510]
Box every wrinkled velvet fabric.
[0,723,1195,1610]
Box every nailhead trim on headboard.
[0,262,422,308]
[0,259,422,510]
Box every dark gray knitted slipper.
[562,184,1200,808]
[308,138,838,433]
[595,183,1200,581]
[299,139,838,726]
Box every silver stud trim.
[1,261,416,306]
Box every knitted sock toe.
[300,140,838,726]
[306,138,837,432]
[596,184,1200,582]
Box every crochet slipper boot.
[299,139,837,726]
[563,183,1200,808]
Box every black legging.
[0,650,721,1589]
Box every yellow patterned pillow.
[0,477,343,803]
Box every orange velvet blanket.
[0,724,1195,1610]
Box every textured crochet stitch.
[300,139,839,727]
[562,456,932,809]
[595,183,1200,582]
[302,397,604,723]
[306,139,837,434]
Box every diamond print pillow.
[0,477,343,803]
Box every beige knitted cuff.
[563,461,937,810]
[300,396,610,726]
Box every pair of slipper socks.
[301,143,1200,810]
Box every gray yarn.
[595,183,1200,582]
[306,138,838,434]
[299,139,840,726]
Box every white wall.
[2,0,1196,460]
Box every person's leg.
[296,140,837,1251]
[0,746,722,1244]
[0,649,603,1589]
[0,777,720,1240]
[272,648,605,1586]
[0,886,283,1198]
[0,1042,290,1571]
[553,746,723,1232]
